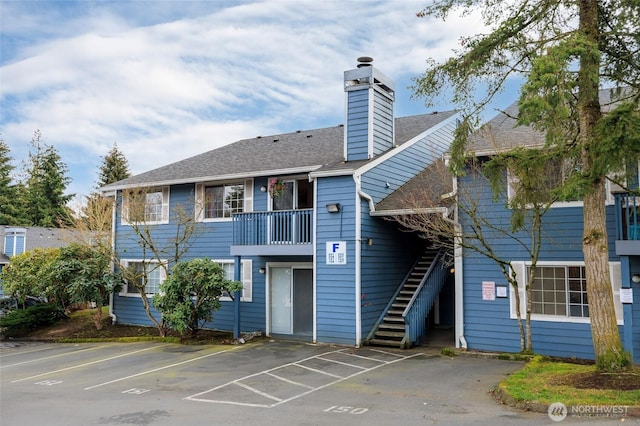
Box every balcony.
[231,209,313,256]
[614,193,640,256]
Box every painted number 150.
[324,406,368,414]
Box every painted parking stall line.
[185,348,421,408]
[10,344,169,383]
[84,346,241,390]
[1,344,107,368]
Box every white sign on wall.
[326,241,347,265]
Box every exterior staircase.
[365,247,448,349]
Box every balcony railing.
[615,193,640,240]
[232,209,313,246]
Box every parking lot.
[0,339,631,425]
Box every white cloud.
[0,0,492,198]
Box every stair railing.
[364,251,428,343]
[401,248,446,348]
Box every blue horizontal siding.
[346,89,370,161]
[459,167,631,360]
[113,183,267,334]
[315,176,358,345]
[372,90,393,156]
[362,116,458,203]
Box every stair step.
[375,330,405,338]
[388,309,404,315]
[379,323,405,331]
[392,303,407,309]
[383,316,404,323]
[367,338,404,348]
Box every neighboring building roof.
[102,111,458,191]
[466,102,544,156]
[467,87,628,156]
[0,226,84,264]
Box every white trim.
[195,180,250,223]
[312,178,318,343]
[264,262,313,337]
[120,186,170,226]
[118,259,167,297]
[354,175,363,347]
[212,258,253,302]
[367,87,374,159]
[102,166,321,192]
[509,260,624,325]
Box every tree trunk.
[579,0,626,371]
[93,299,104,330]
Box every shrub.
[0,304,67,337]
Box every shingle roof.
[467,87,627,155]
[0,226,84,264]
[102,111,458,190]
[375,158,453,213]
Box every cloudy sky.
[0,0,520,205]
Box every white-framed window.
[212,259,252,302]
[507,158,584,209]
[510,261,623,324]
[121,187,170,225]
[119,260,167,296]
[3,228,26,257]
[196,180,253,221]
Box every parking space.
[186,347,419,407]
[0,340,623,425]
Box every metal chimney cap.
[357,56,373,67]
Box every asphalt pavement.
[0,339,635,425]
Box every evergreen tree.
[0,140,28,225]
[415,0,639,370]
[23,130,74,227]
[97,142,130,188]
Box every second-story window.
[205,184,244,218]
[121,187,170,225]
[196,180,253,221]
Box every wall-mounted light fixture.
[632,274,640,283]
[326,203,341,213]
[260,185,267,192]
[259,267,266,274]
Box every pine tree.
[415,0,639,370]
[23,130,74,227]
[97,142,130,188]
[0,140,28,225]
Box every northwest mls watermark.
[548,402,629,422]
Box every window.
[3,228,26,257]
[529,266,588,317]
[507,158,582,207]
[205,184,244,218]
[214,259,252,302]
[121,187,169,225]
[120,260,166,295]
[510,261,623,323]
[196,180,253,221]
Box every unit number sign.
[326,241,347,265]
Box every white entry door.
[269,266,313,336]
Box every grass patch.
[499,356,640,407]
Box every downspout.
[354,175,374,347]
[109,191,117,325]
[441,185,466,349]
